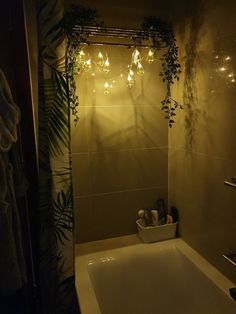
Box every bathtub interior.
[75,238,236,314]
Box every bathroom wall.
[68,0,205,243]
[71,46,168,242]
[169,0,236,283]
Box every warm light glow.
[129,69,134,77]
[147,49,155,63]
[97,51,104,66]
[103,57,110,73]
[228,73,234,78]
[127,72,135,88]
[225,56,231,61]
[231,78,235,83]
[84,59,92,71]
[219,66,226,72]
[77,49,86,66]
[127,74,132,82]
[137,62,144,76]
[104,81,110,95]
[132,48,141,65]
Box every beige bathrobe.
[0,69,28,296]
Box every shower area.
[71,38,169,243]
[23,0,236,313]
[70,0,236,281]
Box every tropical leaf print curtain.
[38,1,79,313]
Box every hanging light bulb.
[127,69,135,88]
[147,49,155,64]
[129,69,134,77]
[97,51,104,67]
[84,58,92,72]
[132,48,141,65]
[103,57,110,73]
[104,81,110,95]
[137,62,144,76]
[77,49,86,65]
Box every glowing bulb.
[84,59,92,72]
[147,49,155,63]
[104,81,110,95]
[228,73,234,78]
[231,78,235,83]
[103,57,110,73]
[77,49,86,65]
[79,50,85,56]
[132,48,141,65]
[137,62,144,76]
[129,69,134,77]
[97,51,104,66]
[225,56,231,61]
[127,73,135,88]
[219,66,226,72]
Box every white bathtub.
[75,236,236,314]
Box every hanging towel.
[0,69,28,296]
[0,69,20,152]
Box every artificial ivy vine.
[142,17,183,127]
[63,7,182,127]
[62,6,100,123]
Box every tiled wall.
[71,46,168,242]
[169,0,236,283]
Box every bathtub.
[75,236,236,314]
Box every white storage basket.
[136,219,177,243]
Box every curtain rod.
[79,41,162,49]
[72,25,166,48]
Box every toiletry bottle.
[144,209,153,226]
[138,209,146,227]
[156,199,167,223]
[166,214,173,224]
[170,206,178,223]
[151,210,159,226]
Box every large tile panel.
[74,186,168,243]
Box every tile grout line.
[74,185,168,199]
[71,146,168,155]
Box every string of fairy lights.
[75,47,235,96]
[213,54,235,84]
[75,47,156,95]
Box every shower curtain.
[38,1,79,313]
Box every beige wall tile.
[74,186,168,243]
[72,153,91,197]
[90,148,168,194]
[71,106,89,154]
